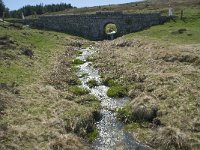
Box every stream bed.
[76,47,147,150]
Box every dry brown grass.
[48,133,89,150]
[93,37,200,149]
[0,54,98,149]
[150,127,191,150]
[0,24,98,149]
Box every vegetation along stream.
[76,47,147,150]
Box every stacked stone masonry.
[25,12,168,40]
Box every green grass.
[73,59,85,65]
[70,86,90,95]
[102,77,118,87]
[87,128,98,142]
[107,85,127,98]
[102,77,127,98]
[75,94,101,108]
[125,7,200,44]
[0,22,72,85]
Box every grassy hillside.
[93,2,200,149]
[43,0,200,15]
[0,22,99,149]
[126,11,200,44]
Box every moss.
[87,79,98,88]
[87,128,98,143]
[73,59,85,65]
[70,86,90,95]
[102,77,118,87]
[107,85,127,98]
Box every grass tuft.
[102,77,118,87]
[70,86,90,95]
[87,128,98,143]
[107,85,127,98]
[87,79,98,88]
[73,59,85,65]
[150,127,191,150]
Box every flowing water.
[76,47,147,150]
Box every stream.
[76,47,147,150]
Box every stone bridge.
[28,12,168,40]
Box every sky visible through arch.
[4,0,143,11]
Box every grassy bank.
[93,6,200,149]
[125,8,200,44]
[0,22,100,149]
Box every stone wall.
[24,12,168,40]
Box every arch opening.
[104,23,118,40]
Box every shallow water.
[76,47,147,150]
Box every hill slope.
[91,1,200,149]
[0,22,99,149]
[43,0,200,15]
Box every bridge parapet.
[18,12,169,40]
